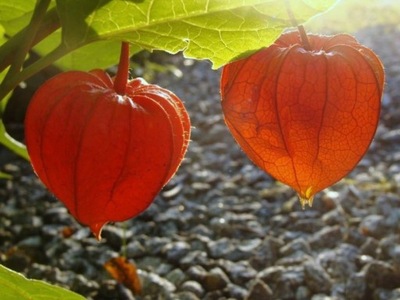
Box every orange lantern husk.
[221,31,384,208]
[25,43,191,239]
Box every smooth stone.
[219,260,256,286]
[296,286,311,300]
[280,238,312,257]
[344,272,367,300]
[138,270,176,297]
[249,236,283,271]
[304,261,332,294]
[165,268,187,287]
[174,291,201,300]
[203,267,230,292]
[162,241,191,264]
[308,226,342,250]
[186,265,207,282]
[363,260,400,289]
[246,280,273,300]
[207,238,233,258]
[125,240,146,258]
[180,280,205,297]
[359,215,388,239]
[259,266,304,299]
[360,237,380,257]
[180,251,209,269]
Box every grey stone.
[360,237,379,257]
[246,280,273,300]
[316,244,359,281]
[259,266,304,299]
[165,268,187,287]
[186,265,207,282]
[99,225,128,251]
[225,238,262,262]
[288,218,325,234]
[359,214,388,239]
[382,128,400,143]
[296,286,311,300]
[389,288,400,300]
[202,290,225,300]
[191,224,213,237]
[203,267,230,292]
[322,209,346,226]
[138,270,176,298]
[126,240,146,258]
[379,234,400,260]
[309,226,342,250]
[174,291,201,300]
[310,295,334,300]
[363,260,400,289]
[144,237,171,255]
[249,236,283,271]
[280,238,312,257]
[71,274,100,297]
[219,260,256,286]
[344,272,367,300]
[258,265,286,283]
[207,237,233,258]
[304,261,332,293]
[180,280,205,297]
[344,227,367,247]
[180,251,209,269]
[227,283,248,299]
[136,256,164,273]
[162,241,191,264]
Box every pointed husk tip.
[89,222,106,240]
[298,186,314,209]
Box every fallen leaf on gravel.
[104,256,142,295]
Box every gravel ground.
[1,25,400,300]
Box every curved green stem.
[0,44,68,102]
[0,0,52,102]
[0,121,29,161]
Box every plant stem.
[121,222,127,258]
[0,0,52,102]
[0,122,29,161]
[284,0,311,50]
[114,42,130,95]
[297,25,311,50]
[0,44,67,102]
[0,7,60,74]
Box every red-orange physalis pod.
[221,30,384,207]
[25,43,190,239]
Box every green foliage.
[54,0,337,70]
[0,0,338,71]
[0,264,85,300]
[0,0,36,35]
[0,18,28,162]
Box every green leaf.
[34,33,142,71]
[0,264,85,300]
[0,0,35,35]
[55,0,338,69]
[0,171,12,179]
[0,23,11,115]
